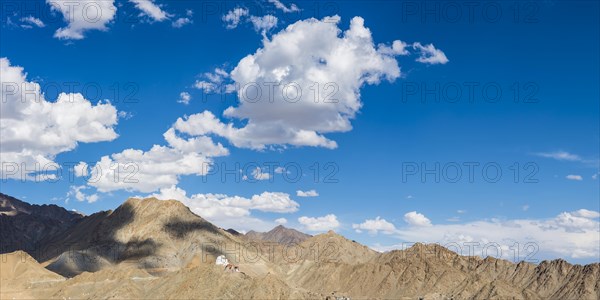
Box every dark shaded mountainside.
[1,193,599,299]
[245,224,312,244]
[0,193,84,255]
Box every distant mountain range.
[1,193,598,299]
[245,225,312,244]
[0,193,83,256]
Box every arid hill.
[41,197,255,277]
[1,195,598,299]
[0,250,65,299]
[283,242,599,299]
[245,225,312,244]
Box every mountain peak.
[245,225,311,244]
[124,196,187,207]
[119,197,197,218]
[42,196,237,276]
[272,224,286,230]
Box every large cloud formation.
[186,16,445,150]
[85,124,229,193]
[82,15,447,194]
[0,57,119,180]
[148,185,299,231]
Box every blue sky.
[1,0,598,264]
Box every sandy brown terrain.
[1,196,599,299]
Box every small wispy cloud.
[172,17,192,28]
[222,7,249,29]
[535,151,581,162]
[20,16,45,28]
[274,167,289,174]
[534,151,599,168]
[297,189,318,197]
[566,174,583,181]
[251,167,271,180]
[267,0,300,13]
[178,92,191,104]
[130,0,171,22]
[412,42,449,65]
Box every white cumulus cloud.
[179,16,417,150]
[48,0,117,40]
[353,216,396,234]
[0,57,119,180]
[572,209,600,219]
[250,15,278,33]
[148,186,298,231]
[194,68,233,94]
[222,7,249,29]
[85,112,229,193]
[66,185,99,203]
[378,40,409,56]
[298,214,340,231]
[412,42,449,64]
[404,211,432,227]
[87,131,228,193]
[74,162,89,177]
[178,91,191,104]
[87,147,210,193]
[251,167,271,180]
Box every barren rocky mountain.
[41,197,252,277]
[0,193,83,256]
[245,225,312,244]
[1,195,598,299]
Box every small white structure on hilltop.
[215,255,228,266]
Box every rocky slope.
[282,242,599,299]
[41,197,257,277]
[0,250,65,299]
[245,225,312,244]
[0,193,83,256]
[1,250,318,299]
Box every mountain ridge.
[245,224,312,244]
[1,194,598,299]
[0,193,84,256]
